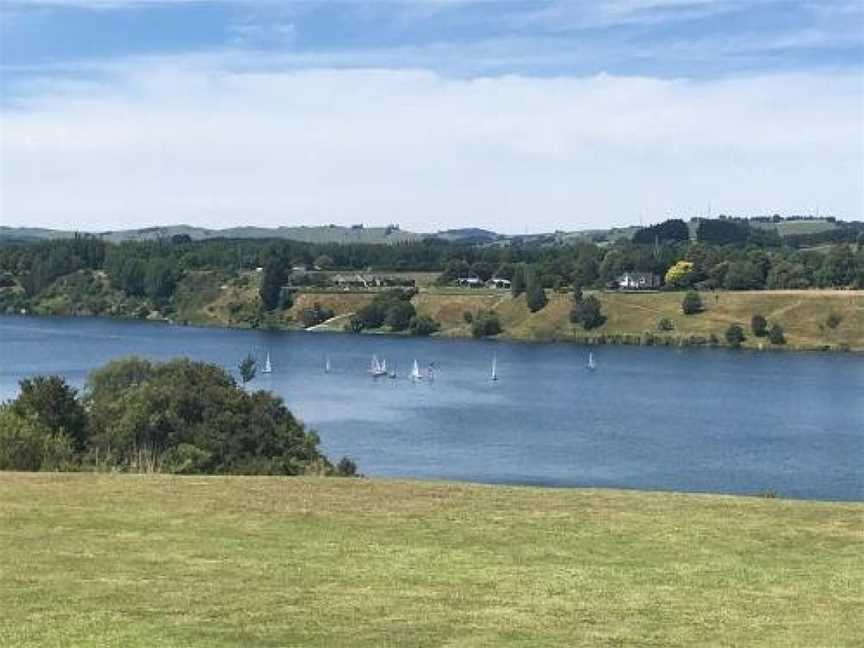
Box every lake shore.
[13,279,864,352]
[1,472,861,647]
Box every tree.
[681,291,702,315]
[724,261,763,290]
[385,301,416,331]
[471,311,502,338]
[238,353,257,385]
[0,407,73,472]
[83,358,336,475]
[664,260,695,289]
[12,376,87,451]
[570,295,605,330]
[259,257,288,311]
[511,264,526,297]
[409,314,440,336]
[751,314,768,337]
[768,323,786,345]
[816,245,856,287]
[525,266,548,312]
[633,219,690,244]
[725,323,746,348]
[144,258,178,301]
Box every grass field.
[0,475,861,646]
[293,288,864,351]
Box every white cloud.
[1,62,861,233]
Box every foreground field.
[1,475,861,646]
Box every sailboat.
[325,356,331,373]
[410,359,422,382]
[261,352,272,374]
[491,355,498,381]
[586,352,596,371]
[370,355,387,377]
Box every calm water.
[1,315,862,501]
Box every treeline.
[0,357,357,476]
[0,222,863,317]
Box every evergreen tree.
[751,314,768,337]
[238,354,257,385]
[525,266,548,312]
[511,264,526,297]
[681,291,702,315]
[259,257,288,310]
[768,323,786,345]
[725,323,746,348]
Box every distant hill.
[0,224,423,245]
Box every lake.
[0,315,862,501]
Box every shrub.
[462,311,474,324]
[681,291,702,315]
[471,311,502,338]
[384,301,416,331]
[657,317,675,331]
[0,407,74,471]
[751,314,768,337]
[345,315,364,333]
[409,314,440,336]
[725,323,746,348]
[768,323,786,345]
[570,295,605,330]
[335,457,358,477]
[11,375,87,451]
[826,312,842,329]
[525,267,548,312]
[300,302,335,328]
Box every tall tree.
[11,376,87,451]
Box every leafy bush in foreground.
[0,359,357,477]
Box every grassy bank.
[10,268,863,351]
[0,474,861,646]
[294,288,864,351]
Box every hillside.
[287,287,864,352]
[1,473,860,647]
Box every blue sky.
[1,1,862,232]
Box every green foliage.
[144,258,179,301]
[385,300,416,331]
[725,323,746,348]
[12,375,87,451]
[259,255,289,311]
[751,314,768,337]
[657,317,675,331]
[82,357,335,475]
[511,264,526,297]
[0,407,73,471]
[345,315,364,333]
[633,219,690,244]
[768,323,786,345]
[723,261,764,290]
[524,266,548,313]
[471,311,502,338]
[570,294,605,330]
[462,310,474,324]
[335,456,358,477]
[300,303,335,328]
[825,311,842,330]
[408,314,440,336]
[681,291,703,315]
[238,353,257,385]
[816,245,857,287]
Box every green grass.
[0,474,861,647]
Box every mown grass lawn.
[1,474,861,646]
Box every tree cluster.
[0,358,357,476]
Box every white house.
[617,272,661,290]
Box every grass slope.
[280,289,864,351]
[0,474,861,647]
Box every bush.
[471,311,502,338]
[768,323,786,345]
[681,291,702,315]
[751,314,768,337]
[657,317,675,332]
[11,375,87,451]
[570,295,605,330]
[462,311,474,324]
[826,312,842,329]
[0,407,74,471]
[409,314,440,336]
[335,457,358,477]
[385,300,416,331]
[525,267,548,312]
[300,302,335,328]
[725,323,746,349]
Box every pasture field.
[0,474,861,647]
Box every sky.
[0,1,862,234]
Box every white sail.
[491,356,498,381]
[587,352,596,371]
[325,356,331,373]
[262,352,272,374]
[411,359,422,381]
[370,355,386,376]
